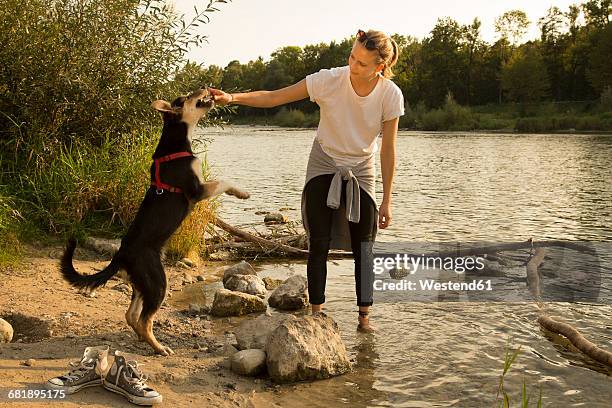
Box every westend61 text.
[373,279,493,291]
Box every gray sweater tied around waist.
[301,138,378,251]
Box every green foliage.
[273,107,319,128]
[0,0,226,146]
[0,188,23,267]
[587,23,612,93]
[600,86,612,111]
[206,0,609,120]
[502,44,550,105]
[0,0,229,258]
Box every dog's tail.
[61,238,120,290]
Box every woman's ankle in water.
[311,303,324,313]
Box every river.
[197,126,611,407]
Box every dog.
[60,88,249,355]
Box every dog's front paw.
[227,188,250,199]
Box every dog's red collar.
[151,151,194,194]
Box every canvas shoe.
[47,345,110,394]
[103,351,162,406]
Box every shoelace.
[123,361,150,391]
[65,359,95,381]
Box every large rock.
[210,289,267,317]
[235,313,292,350]
[222,261,258,286]
[83,237,120,256]
[231,349,267,376]
[265,312,351,383]
[224,274,267,297]
[0,318,13,343]
[268,275,308,310]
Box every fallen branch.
[537,314,612,367]
[213,217,353,259]
[527,247,612,368]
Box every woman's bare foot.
[357,310,377,333]
[311,303,324,314]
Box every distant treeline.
[178,0,611,119]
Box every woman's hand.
[208,88,232,106]
[378,200,392,229]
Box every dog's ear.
[151,100,173,113]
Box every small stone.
[177,261,190,269]
[181,258,195,267]
[264,213,288,224]
[196,275,205,282]
[23,359,35,367]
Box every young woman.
[209,29,404,332]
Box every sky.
[173,0,580,67]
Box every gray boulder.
[265,312,351,383]
[222,261,258,286]
[230,349,267,376]
[224,274,267,297]
[83,237,120,255]
[234,313,292,350]
[268,275,308,310]
[210,289,267,317]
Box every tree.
[582,0,611,28]
[538,7,568,100]
[495,10,530,103]
[418,17,468,107]
[587,23,612,93]
[462,18,483,105]
[501,44,550,107]
[495,10,531,46]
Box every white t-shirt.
[305,65,404,167]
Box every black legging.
[304,173,376,307]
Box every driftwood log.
[537,315,612,367]
[213,217,353,259]
[527,247,612,368]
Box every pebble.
[23,359,35,367]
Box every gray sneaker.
[103,351,162,406]
[47,345,110,394]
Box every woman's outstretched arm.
[209,79,309,108]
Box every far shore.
[219,123,612,135]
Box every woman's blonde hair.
[355,29,400,79]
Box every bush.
[417,93,476,131]
[600,86,612,113]
[0,0,206,145]
[0,0,226,258]
[274,108,307,127]
[0,190,23,267]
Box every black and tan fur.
[60,88,249,355]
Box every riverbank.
[228,100,612,133]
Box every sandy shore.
[0,243,333,407]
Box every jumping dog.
[60,88,249,355]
